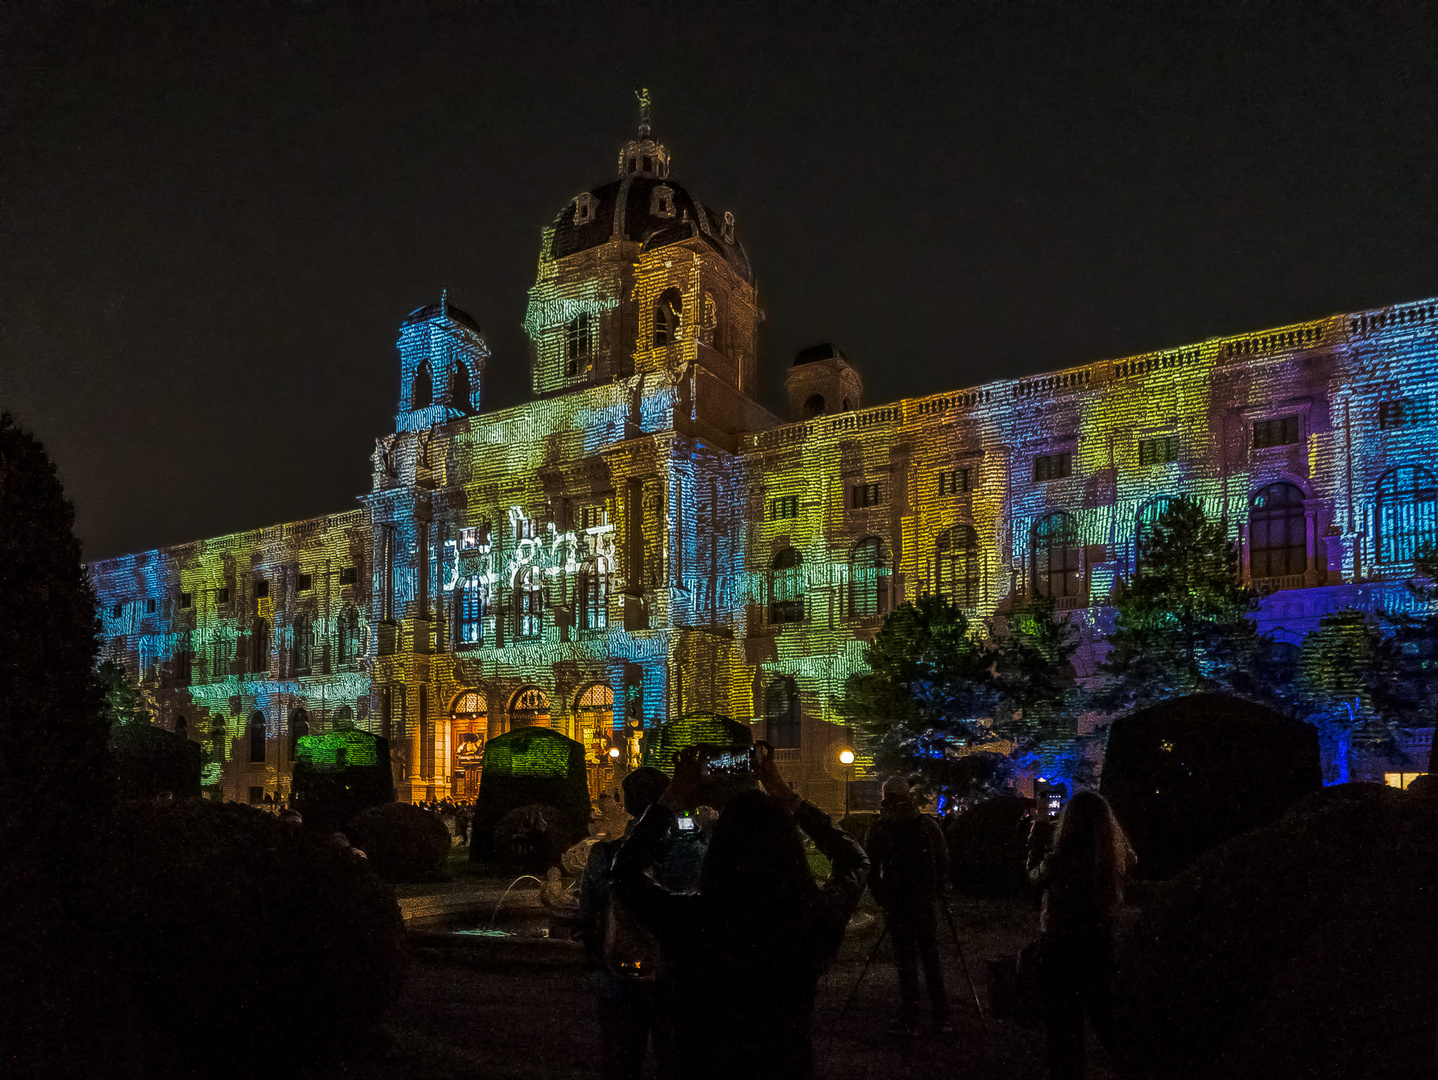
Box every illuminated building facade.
[90,109,1436,808]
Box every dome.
[401,298,481,335]
[549,175,753,284]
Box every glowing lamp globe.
[838,749,856,766]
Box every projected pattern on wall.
[90,105,1438,808]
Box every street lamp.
[837,748,856,816]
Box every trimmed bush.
[838,811,879,846]
[944,795,1035,896]
[492,803,572,871]
[110,722,203,798]
[1116,783,1438,1079]
[349,801,453,882]
[105,798,406,1075]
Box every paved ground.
[345,887,1126,1080]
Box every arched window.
[764,676,801,749]
[1250,483,1307,578]
[1135,497,1175,571]
[411,361,433,409]
[336,606,359,663]
[452,690,487,796]
[249,711,266,763]
[579,556,610,631]
[452,361,471,406]
[769,547,805,623]
[803,394,825,418]
[702,292,720,351]
[292,613,313,674]
[1375,466,1438,564]
[516,567,543,638]
[289,708,309,761]
[850,537,888,617]
[1031,513,1080,598]
[508,686,551,730]
[652,288,682,348]
[936,525,981,607]
[457,574,488,646]
[250,618,271,674]
[574,683,613,757]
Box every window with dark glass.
[216,586,230,604]
[769,495,799,520]
[250,617,271,674]
[336,606,359,663]
[145,597,156,614]
[249,712,266,763]
[1031,513,1081,598]
[938,468,972,495]
[769,548,805,623]
[580,556,610,631]
[1033,453,1072,482]
[458,575,487,646]
[254,579,269,599]
[564,313,593,377]
[293,613,313,674]
[289,708,309,761]
[296,573,312,592]
[850,537,887,617]
[516,567,543,638]
[1138,435,1179,466]
[936,526,981,607]
[652,288,682,348]
[852,482,882,509]
[452,360,472,404]
[764,677,801,749]
[1249,482,1307,578]
[1375,466,1438,564]
[111,602,122,619]
[1253,416,1301,449]
[339,566,357,586]
[1379,398,1430,430]
[179,592,192,609]
[412,361,433,409]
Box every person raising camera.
[611,741,869,1080]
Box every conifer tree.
[1093,496,1263,713]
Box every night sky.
[3,1,1435,562]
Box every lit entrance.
[575,683,615,798]
[451,691,487,798]
[508,686,552,729]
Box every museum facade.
[89,114,1437,810]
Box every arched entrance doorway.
[574,683,615,797]
[508,686,552,730]
[450,691,486,799]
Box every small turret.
[785,343,863,420]
[394,291,489,432]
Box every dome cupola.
[618,88,670,179]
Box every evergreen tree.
[0,413,113,873]
[1094,497,1263,713]
[838,592,1079,800]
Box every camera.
[695,743,756,776]
[676,815,697,833]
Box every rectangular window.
[1253,415,1301,449]
[178,592,193,610]
[216,587,230,605]
[248,786,264,805]
[175,651,193,685]
[1033,453,1072,482]
[564,312,592,377]
[1138,435,1179,467]
[339,566,357,586]
[515,518,536,542]
[1379,399,1430,430]
[769,495,799,520]
[580,504,609,530]
[254,579,269,599]
[146,598,157,614]
[852,482,883,509]
[296,573,312,592]
[111,602,123,619]
[937,468,972,495]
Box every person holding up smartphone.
[612,742,870,1080]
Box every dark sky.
[3,1,1435,562]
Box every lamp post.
[838,747,856,817]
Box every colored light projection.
[87,102,1438,809]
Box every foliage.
[104,798,407,1075]
[349,801,454,881]
[97,658,147,727]
[1094,497,1264,713]
[838,593,1079,802]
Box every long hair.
[697,790,818,915]
[1050,790,1131,912]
